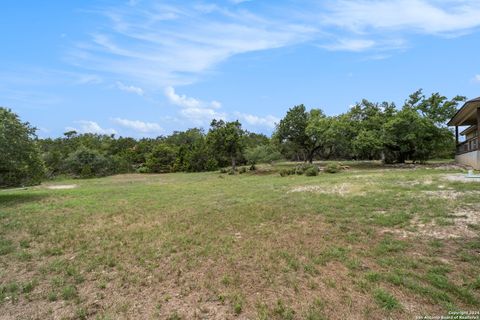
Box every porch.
[448,97,480,169]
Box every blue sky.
[2,0,480,138]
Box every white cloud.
[69,3,316,87]
[67,0,480,85]
[473,75,480,83]
[67,121,117,135]
[322,39,376,52]
[180,107,226,125]
[322,0,480,35]
[235,112,279,128]
[112,118,162,133]
[165,86,221,109]
[116,81,144,95]
[164,86,200,108]
[163,86,227,125]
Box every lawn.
[1,162,479,319]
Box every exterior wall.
[466,131,477,140]
[456,151,480,169]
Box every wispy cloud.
[68,0,480,88]
[321,38,376,52]
[112,117,162,133]
[69,2,316,87]
[66,120,117,135]
[473,74,480,83]
[116,81,144,95]
[322,0,480,35]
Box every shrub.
[324,163,341,173]
[245,144,283,164]
[280,168,295,177]
[145,144,176,173]
[228,168,236,175]
[64,147,110,178]
[219,168,228,174]
[249,164,256,171]
[304,166,319,176]
[239,167,247,174]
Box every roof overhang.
[448,97,480,126]
[460,125,477,136]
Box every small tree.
[276,105,326,163]
[207,119,245,171]
[0,108,45,187]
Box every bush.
[64,147,110,178]
[219,168,228,174]
[249,164,256,171]
[239,167,247,174]
[324,163,341,173]
[228,168,236,175]
[304,166,319,176]
[279,168,295,177]
[145,144,176,173]
[245,144,283,164]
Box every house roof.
[448,97,480,126]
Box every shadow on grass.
[0,192,49,207]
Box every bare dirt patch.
[44,184,77,190]
[421,190,480,200]
[386,207,480,239]
[288,183,365,196]
[441,174,480,183]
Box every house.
[448,97,480,169]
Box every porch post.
[455,126,459,145]
[477,108,480,150]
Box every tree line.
[0,89,465,187]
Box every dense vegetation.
[0,89,465,187]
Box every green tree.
[276,105,325,163]
[346,100,396,160]
[405,89,466,125]
[64,147,110,178]
[382,108,441,163]
[207,119,245,170]
[0,107,45,187]
[145,143,177,173]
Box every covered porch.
[448,97,480,169]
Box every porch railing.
[457,137,479,154]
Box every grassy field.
[1,162,480,319]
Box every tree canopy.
[0,107,45,187]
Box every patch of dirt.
[442,174,480,183]
[45,184,77,190]
[396,179,434,187]
[385,207,480,239]
[288,183,364,196]
[421,190,480,200]
[385,163,466,170]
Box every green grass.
[0,161,479,318]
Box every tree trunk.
[231,156,236,171]
[307,151,314,163]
